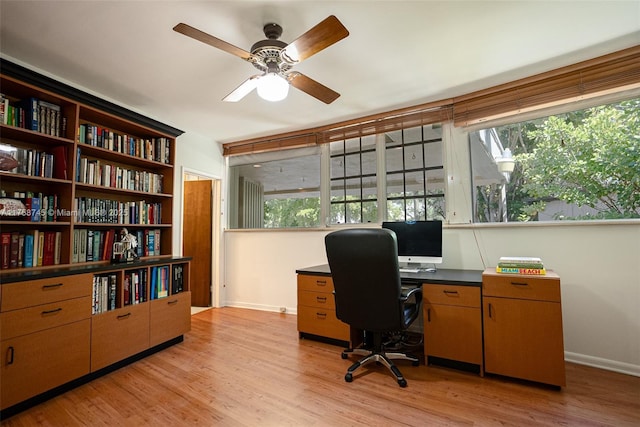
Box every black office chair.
[325,228,423,387]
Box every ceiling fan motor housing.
[250,23,291,74]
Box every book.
[23,232,34,267]
[9,231,20,268]
[1,232,11,269]
[499,256,543,265]
[496,266,546,275]
[51,145,68,180]
[19,96,39,131]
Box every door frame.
[180,167,223,307]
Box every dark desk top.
[296,264,483,287]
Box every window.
[470,97,640,222]
[385,125,445,221]
[228,147,321,228]
[329,135,378,224]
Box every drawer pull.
[488,303,493,318]
[443,290,459,295]
[167,299,179,305]
[117,313,132,320]
[42,283,63,290]
[6,346,15,365]
[316,312,327,319]
[316,296,327,303]
[511,281,529,286]
[316,280,327,286]
[41,307,63,315]
[427,308,431,322]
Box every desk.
[296,265,484,373]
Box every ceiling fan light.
[257,73,289,102]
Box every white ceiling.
[1,1,639,144]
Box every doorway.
[182,172,220,307]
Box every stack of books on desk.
[496,256,546,275]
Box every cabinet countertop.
[0,256,192,284]
[297,264,483,286]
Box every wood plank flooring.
[3,307,639,426]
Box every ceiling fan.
[173,16,349,104]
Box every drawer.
[298,290,336,310]
[149,291,191,347]
[90,303,150,371]
[422,284,480,307]
[1,296,92,340]
[297,274,334,293]
[297,306,350,341]
[1,273,93,312]
[483,270,561,302]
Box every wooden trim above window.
[223,45,640,156]
[453,45,640,126]
[223,100,451,156]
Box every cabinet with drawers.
[297,273,350,343]
[422,283,483,372]
[482,268,565,387]
[0,274,93,409]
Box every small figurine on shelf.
[112,228,139,263]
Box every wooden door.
[183,180,212,307]
[483,296,566,386]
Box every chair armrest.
[400,286,422,303]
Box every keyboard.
[399,268,420,274]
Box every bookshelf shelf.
[1,62,190,418]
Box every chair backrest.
[325,228,404,332]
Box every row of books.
[0,191,61,222]
[150,265,170,300]
[92,273,117,314]
[0,94,66,137]
[72,228,162,263]
[124,268,147,305]
[74,197,163,225]
[496,256,546,275]
[78,123,171,164]
[0,230,62,269]
[76,154,164,193]
[0,143,67,179]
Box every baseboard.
[225,301,297,315]
[565,351,640,377]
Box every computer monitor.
[382,220,443,268]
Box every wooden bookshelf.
[0,61,190,418]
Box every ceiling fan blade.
[173,23,252,61]
[223,75,261,102]
[281,15,349,64]
[287,72,340,104]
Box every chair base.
[341,347,420,387]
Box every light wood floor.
[3,307,639,426]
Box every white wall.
[223,222,640,376]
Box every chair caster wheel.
[345,373,353,382]
[398,379,407,387]
[341,352,349,359]
[412,360,420,366]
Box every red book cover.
[43,231,56,265]
[1,232,11,269]
[51,145,68,180]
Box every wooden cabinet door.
[90,303,150,371]
[483,296,565,386]
[423,303,482,365]
[149,291,191,347]
[1,320,91,410]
